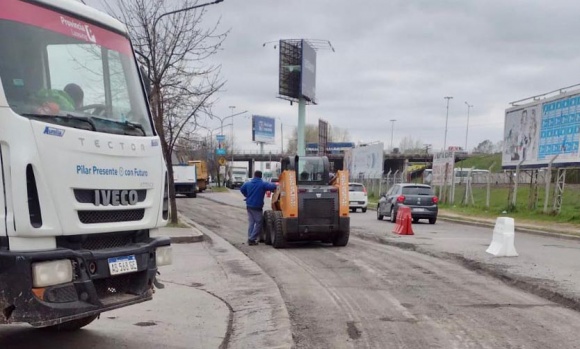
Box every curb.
[367,203,580,241]
[437,215,580,241]
[351,230,580,313]
[169,235,204,244]
[181,213,294,349]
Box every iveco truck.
[0,0,172,330]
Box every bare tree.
[100,0,228,224]
[329,126,350,142]
[399,136,424,154]
[473,139,495,154]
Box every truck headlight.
[156,246,173,267]
[32,260,73,288]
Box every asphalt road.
[181,193,580,349]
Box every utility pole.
[444,96,453,151]
[389,119,396,152]
[465,102,473,152]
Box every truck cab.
[0,0,171,330]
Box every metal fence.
[350,171,405,198]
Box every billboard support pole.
[552,168,566,214]
[259,142,265,171]
[297,97,306,156]
[512,159,525,209]
[543,155,558,213]
[486,162,495,209]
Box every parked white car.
[349,182,368,212]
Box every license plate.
[413,208,425,212]
[108,255,138,276]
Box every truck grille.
[74,189,147,204]
[301,198,336,225]
[78,209,145,224]
[56,231,149,250]
[82,234,133,250]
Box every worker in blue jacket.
[240,171,278,245]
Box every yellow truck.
[188,160,209,192]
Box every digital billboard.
[503,88,580,168]
[301,41,317,104]
[252,115,276,144]
[279,40,301,101]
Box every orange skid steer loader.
[262,156,350,248]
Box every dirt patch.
[134,321,157,327]
[346,321,361,340]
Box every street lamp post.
[443,96,453,151]
[229,106,236,163]
[464,102,473,153]
[153,0,224,32]
[277,117,284,154]
[198,124,232,187]
[389,119,396,152]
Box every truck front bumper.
[0,235,170,327]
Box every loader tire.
[263,211,274,245]
[333,230,349,247]
[271,211,286,249]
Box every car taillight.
[363,187,367,196]
[396,195,405,203]
[432,196,439,204]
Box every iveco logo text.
[78,138,146,151]
[94,190,138,206]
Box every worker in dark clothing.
[240,171,278,245]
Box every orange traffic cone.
[392,205,414,235]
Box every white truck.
[0,0,172,330]
[228,166,249,188]
[173,164,197,198]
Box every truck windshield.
[0,3,153,136]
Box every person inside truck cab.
[64,83,84,110]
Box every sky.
[85,0,580,154]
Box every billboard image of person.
[503,106,540,165]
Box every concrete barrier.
[486,217,518,257]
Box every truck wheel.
[263,211,274,245]
[186,192,196,198]
[42,314,98,331]
[429,217,437,225]
[390,208,396,223]
[333,230,349,247]
[271,211,286,249]
[362,208,367,213]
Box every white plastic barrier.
[486,217,519,257]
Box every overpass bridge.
[223,151,468,174]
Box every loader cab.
[281,156,331,185]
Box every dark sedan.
[377,183,438,224]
